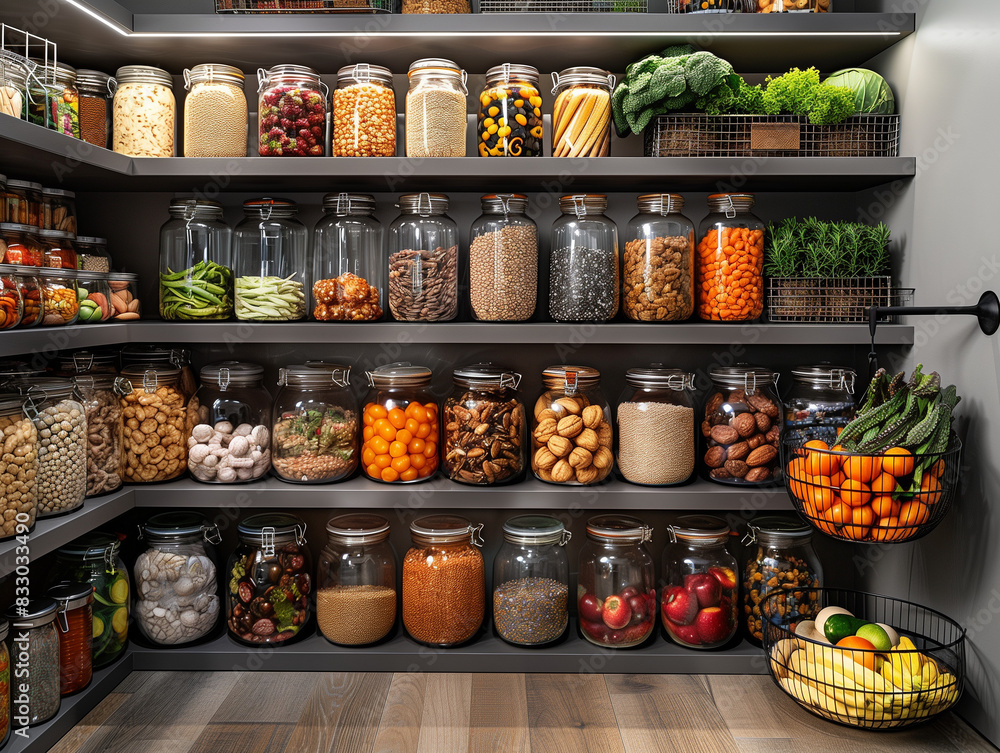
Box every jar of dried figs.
[531,365,613,485]
[183,63,247,158]
[443,363,526,486]
[73,373,125,497]
[702,364,781,486]
[623,194,694,322]
[784,364,857,446]
[332,64,396,157]
[41,188,76,234]
[469,194,538,322]
[119,366,189,483]
[388,193,458,322]
[695,193,765,322]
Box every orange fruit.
[405,402,428,422]
[871,495,900,519]
[882,447,915,478]
[801,497,820,523]
[408,437,426,455]
[405,418,420,435]
[873,516,900,542]
[870,473,897,496]
[367,404,387,420]
[811,484,835,514]
[830,470,845,489]
[376,419,396,442]
[395,429,413,446]
[415,422,432,439]
[919,474,943,505]
[389,440,408,458]
[826,501,851,528]
[399,468,419,482]
[840,479,871,508]
[844,455,878,484]
[423,441,437,458]
[899,500,930,528]
[369,436,389,455]
[363,425,375,442]
[390,455,411,473]
[380,466,399,482]
[836,636,877,670]
[388,408,407,430]
[409,453,426,470]
[845,504,874,540]
[804,440,838,477]
[929,458,946,478]
[374,454,392,470]
[363,411,374,426]
[365,462,380,478]
[362,447,376,467]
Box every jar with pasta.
[73,373,125,496]
[41,188,76,233]
[119,366,189,483]
[332,64,395,157]
[695,193,764,322]
[551,67,614,158]
[2,180,42,229]
[37,267,80,326]
[113,65,175,157]
[0,264,22,329]
[477,64,543,158]
[0,223,43,265]
[39,229,77,269]
[257,64,326,157]
[76,69,115,149]
[388,193,459,321]
[183,63,247,158]
[405,59,467,158]
[624,194,694,322]
[0,395,38,540]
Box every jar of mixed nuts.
[332,64,396,157]
[39,229,76,269]
[443,363,526,485]
[41,188,76,233]
[531,365,614,485]
[388,193,459,322]
[48,582,94,695]
[784,364,857,446]
[227,512,312,646]
[469,194,537,322]
[75,270,113,324]
[119,366,189,483]
[76,68,115,149]
[75,236,112,272]
[4,600,60,725]
[549,195,620,322]
[741,516,823,645]
[402,515,485,647]
[0,264,23,329]
[108,272,141,320]
[317,514,398,646]
[257,64,326,157]
[551,67,614,158]
[0,394,38,540]
[405,59,467,158]
[695,193,765,322]
[311,193,385,321]
[73,373,125,496]
[623,194,694,322]
[1,223,44,265]
[477,64,543,157]
[183,63,247,158]
[113,65,175,157]
[493,515,571,647]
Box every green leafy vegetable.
[762,67,856,125]
[823,68,895,115]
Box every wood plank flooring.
[52,672,996,753]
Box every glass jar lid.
[551,66,614,94]
[586,515,652,544]
[58,531,121,560]
[121,344,189,367]
[0,263,26,274]
[502,515,570,546]
[243,197,298,219]
[326,513,391,545]
[142,511,220,546]
[116,64,172,87]
[278,362,351,388]
[36,267,79,280]
[481,193,528,215]
[5,180,37,191]
[452,362,520,390]
[41,188,76,199]
[76,236,108,246]
[6,598,57,630]
[322,192,376,216]
[238,512,306,548]
[791,364,856,394]
[396,193,449,216]
[75,68,115,94]
[76,270,110,283]
[336,63,393,86]
[108,272,138,282]
[485,63,539,86]
[367,361,432,388]
[408,58,462,76]
[38,228,75,241]
[120,365,181,392]
[73,373,123,393]
[410,514,484,547]
[48,582,94,614]
[200,360,264,388]
[167,198,224,221]
[10,376,76,401]
[637,194,685,214]
[743,515,812,546]
[707,193,756,213]
[0,360,45,383]
[542,364,601,392]
[59,350,118,374]
[0,394,27,415]
[668,514,730,543]
[184,63,245,89]
[708,363,777,391]
[625,364,695,391]
[0,222,37,233]
[558,194,607,216]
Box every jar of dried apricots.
[695,193,764,322]
[361,362,439,484]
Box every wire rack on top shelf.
[766,277,913,324]
[215,0,392,12]
[665,0,828,11]
[479,0,645,11]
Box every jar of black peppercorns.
[548,195,619,322]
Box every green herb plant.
[764,217,891,278]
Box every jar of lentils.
[76,68,115,149]
[469,194,537,322]
[477,64,543,157]
[257,64,326,157]
[4,600,60,725]
[0,395,38,539]
[113,65,175,157]
[332,64,396,157]
[623,193,694,322]
[388,193,459,322]
[405,59,467,158]
[183,63,248,158]
[549,194,619,322]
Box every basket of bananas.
[763,588,965,729]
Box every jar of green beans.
[159,198,233,320]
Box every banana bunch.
[769,636,960,728]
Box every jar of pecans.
[113,65,175,158]
[405,59,467,158]
[623,194,694,322]
[183,63,247,158]
[477,64,543,157]
[76,69,115,149]
[119,366,190,483]
[469,194,537,322]
[388,193,459,322]
[332,64,396,157]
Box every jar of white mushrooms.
[113,65,175,158]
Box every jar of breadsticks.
[119,366,190,483]
[550,67,614,158]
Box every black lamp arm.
[867,290,1000,338]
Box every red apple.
[578,593,602,623]
[662,585,698,626]
[695,606,734,645]
[709,566,738,591]
[580,618,609,643]
[664,617,701,646]
[607,629,624,644]
[627,595,648,623]
[684,573,722,609]
[622,618,654,645]
[619,586,640,602]
[601,594,632,630]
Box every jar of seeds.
[332,64,396,157]
[74,236,112,273]
[5,600,60,726]
[549,195,619,322]
[469,194,537,322]
[183,63,247,158]
[388,193,458,322]
[76,69,115,149]
[405,59,467,158]
[624,194,694,322]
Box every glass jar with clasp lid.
[47,583,94,695]
[388,193,459,322]
[549,195,619,322]
[783,364,857,446]
[4,600,60,725]
[404,59,467,158]
[469,194,538,322]
[477,64,543,158]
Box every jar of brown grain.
[183,64,248,158]
[623,194,694,322]
[331,64,396,157]
[76,69,115,149]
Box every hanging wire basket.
[215,0,393,13]
[766,277,914,323]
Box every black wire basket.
[763,588,966,729]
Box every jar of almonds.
[119,366,190,483]
[531,365,614,485]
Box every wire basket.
[479,0,646,10]
[643,114,900,158]
[764,588,965,729]
[665,0,828,10]
[766,277,914,323]
[215,0,392,12]
[781,433,961,544]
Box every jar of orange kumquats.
[695,193,764,322]
[361,363,439,484]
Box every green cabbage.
[824,68,895,115]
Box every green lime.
[112,607,128,635]
[93,615,105,638]
[110,577,129,604]
[856,623,892,651]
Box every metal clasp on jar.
[470,522,485,547]
[218,367,231,392]
[205,524,222,546]
[500,371,522,390]
[559,529,573,547]
[562,369,578,396]
[261,526,276,557]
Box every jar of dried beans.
[0,264,23,329]
[477,64,543,157]
[469,194,537,322]
[36,267,80,325]
[39,229,77,269]
[73,373,125,496]
[616,365,696,486]
[76,68,115,149]
[361,362,439,484]
[0,394,38,540]
[531,365,614,485]
[311,193,385,321]
[75,236,112,272]
[551,67,614,158]
[119,365,190,483]
[703,363,782,486]
[0,223,43,265]
[623,193,694,322]
[402,515,485,647]
[388,193,459,322]
[549,194,619,322]
[317,514,397,646]
[696,193,765,322]
[332,64,395,157]
[271,362,358,484]
[784,364,857,446]
[41,188,76,233]
[183,63,247,158]
[113,65,175,158]
[257,64,326,157]
[443,363,526,485]
[405,59,467,158]
[4,599,60,725]
[48,582,93,695]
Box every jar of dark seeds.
[783,365,857,446]
[493,515,571,647]
[549,194,619,322]
[469,194,537,321]
[388,193,458,322]
[5,599,61,726]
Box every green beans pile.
[235,275,307,321]
[159,261,234,320]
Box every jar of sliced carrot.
[362,362,439,484]
[695,193,765,322]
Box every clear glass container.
[624,194,695,322]
[443,363,526,485]
[577,515,656,648]
[0,57,27,122]
[617,365,696,486]
[41,188,76,233]
[703,364,782,485]
[271,362,358,483]
[695,193,765,322]
[493,515,571,646]
[51,532,130,667]
[136,511,221,646]
[477,64,543,158]
[0,263,23,329]
[317,513,397,646]
[120,345,197,400]
[227,512,312,645]
[405,59,467,158]
[73,373,125,496]
[28,61,79,138]
[0,223,44,265]
[183,63,247,158]
[48,583,93,695]
[75,270,113,324]
[662,515,739,649]
[549,195,619,322]
[0,618,8,746]
[550,67,614,158]
[361,362,439,484]
[108,272,141,320]
[56,350,118,377]
[332,64,395,157]
[741,516,823,645]
[233,198,308,321]
[39,228,76,269]
[311,193,385,321]
[11,266,41,327]
[76,68,115,149]
[388,193,459,322]
[784,364,857,446]
[4,600,60,725]
[158,198,233,320]
[469,194,537,321]
[113,65,175,157]
[189,361,272,483]
[0,395,38,539]
[257,64,326,157]
[119,366,189,483]
[1,181,41,229]
[75,236,112,272]
[531,365,614,485]
[37,267,79,325]
[402,515,485,647]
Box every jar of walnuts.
[531,365,614,485]
[623,194,694,322]
[119,366,190,483]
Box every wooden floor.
[53,672,996,753]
